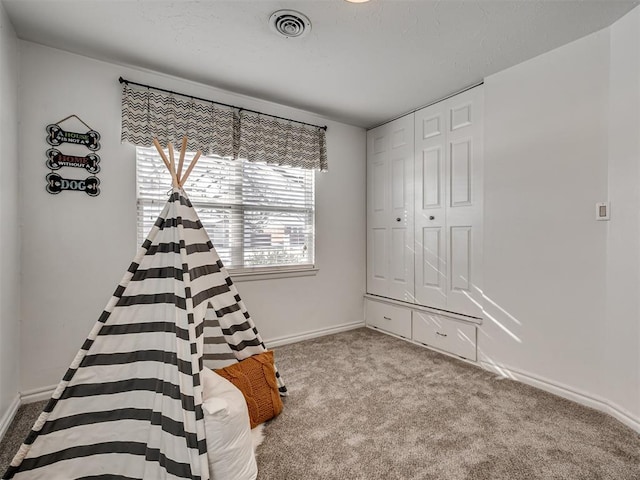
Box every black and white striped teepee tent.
[3,139,285,480]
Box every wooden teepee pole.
[177,136,188,180]
[168,142,175,172]
[152,138,180,187]
[180,151,202,186]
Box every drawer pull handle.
[383,316,392,321]
[436,332,447,337]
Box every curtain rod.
[118,77,328,131]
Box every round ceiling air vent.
[269,10,311,39]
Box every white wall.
[482,27,609,395]
[0,2,21,435]
[482,7,640,429]
[18,42,366,394]
[605,7,640,422]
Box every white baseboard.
[0,395,20,441]
[265,321,365,348]
[20,384,57,404]
[480,361,640,434]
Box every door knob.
[396,217,401,222]
[429,215,435,220]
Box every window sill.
[229,266,319,282]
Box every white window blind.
[136,147,315,272]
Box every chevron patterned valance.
[121,84,328,171]
[237,111,328,171]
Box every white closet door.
[367,114,415,302]
[414,86,484,317]
[414,102,447,309]
[367,128,389,297]
[445,86,484,317]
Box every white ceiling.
[3,0,638,128]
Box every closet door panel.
[450,102,473,131]
[367,114,414,301]
[421,227,442,286]
[421,114,442,139]
[370,228,388,284]
[446,87,484,318]
[414,104,447,309]
[388,116,415,302]
[450,139,472,207]
[391,157,407,211]
[418,226,446,306]
[422,147,442,208]
[372,160,386,214]
[390,226,411,300]
[367,129,389,296]
[450,226,472,292]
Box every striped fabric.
[3,188,286,480]
[202,311,238,370]
[121,84,328,171]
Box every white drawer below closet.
[365,299,412,339]
[412,311,477,361]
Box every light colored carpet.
[0,401,46,475]
[2,328,639,479]
[255,328,640,480]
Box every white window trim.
[230,265,319,282]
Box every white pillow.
[201,367,257,480]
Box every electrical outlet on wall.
[595,202,610,221]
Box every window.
[136,147,315,274]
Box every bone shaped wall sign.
[46,173,100,196]
[46,148,101,173]
[46,124,101,151]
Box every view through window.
[136,147,315,271]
